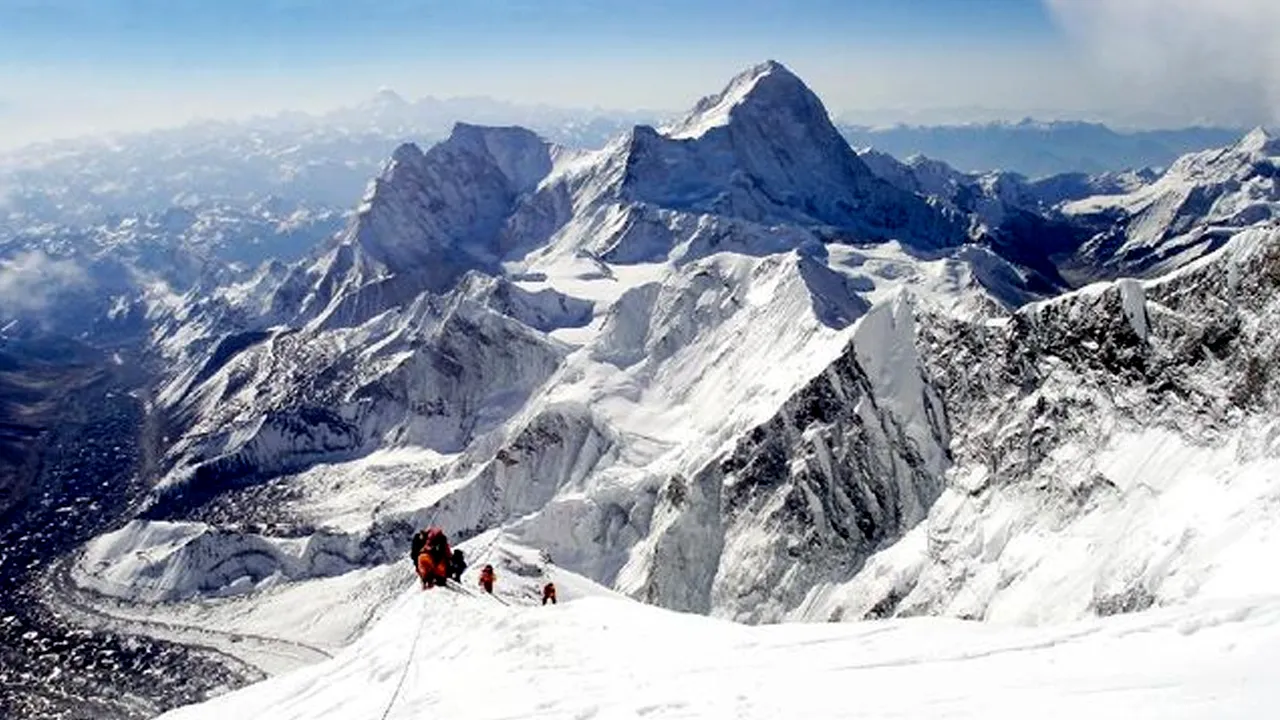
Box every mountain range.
[2,60,1279,719]
[840,120,1243,178]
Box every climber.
[414,527,451,589]
[542,582,557,605]
[448,548,467,583]
[409,527,430,564]
[479,564,496,594]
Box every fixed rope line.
[378,529,504,720]
[377,502,508,719]
[377,592,429,720]
[378,503,447,720]
[464,529,510,605]
[472,528,503,566]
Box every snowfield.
[792,426,1280,626]
[157,569,1280,720]
[34,58,1280,720]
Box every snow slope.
[158,578,1280,720]
[1064,128,1280,277]
[59,64,1280,718]
[794,226,1280,624]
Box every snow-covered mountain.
[860,130,1280,287]
[801,226,1280,623]
[79,60,1023,620]
[840,120,1241,177]
[857,147,1156,223]
[0,94,656,350]
[1065,127,1280,277]
[854,147,1094,291]
[12,61,1280,719]
[153,568,1280,720]
[0,199,345,341]
[0,95,652,231]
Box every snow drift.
[156,570,1280,720]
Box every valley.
[0,343,255,719]
[1,57,1278,719]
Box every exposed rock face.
[64,63,1280,644]
[805,228,1280,625]
[632,297,949,621]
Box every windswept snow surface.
[793,427,1280,626]
[159,580,1280,720]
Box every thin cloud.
[0,250,90,316]
[1046,0,1280,125]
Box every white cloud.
[1047,0,1280,126]
[0,250,89,316]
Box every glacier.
[9,59,1278,719]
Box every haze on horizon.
[1,0,1278,149]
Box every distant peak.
[368,87,410,110]
[664,59,822,140]
[445,122,546,151]
[1239,126,1279,155]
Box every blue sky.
[0,0,1275,145]
[0,0,1055,62]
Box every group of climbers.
[409,525,500,596]
[410,526,456,589]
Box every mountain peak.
[1238,126,1279,156]
[665,59,822,140]
[443,123,553,194]
[367,87,411,112]
[389,141,424,166]
[604,60,964,248]
[738,59,796,85]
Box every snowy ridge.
[627,293,948,621]
[56,63,1280,719]
[853,146,1105,294]
[798,227,1280,623]
[290,124,554,329]
[1065,127,1280,277]
[156,572,1280,720]
[151,279,571,502]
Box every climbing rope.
[470,528,503,567]
[463,529,508,604]
[378,502,451,720]
[377,529,506,719]
[376,505,521,718]
[376,590,429,720]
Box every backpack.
[426,528,449,555]
[409,529,430,561]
